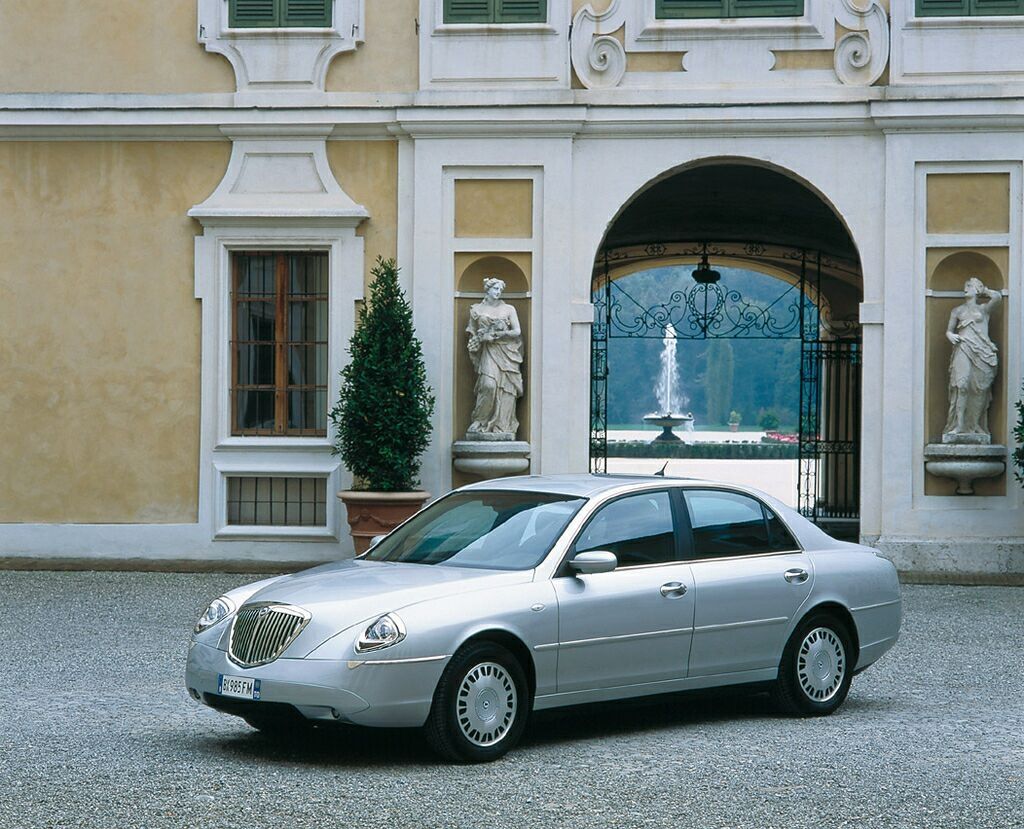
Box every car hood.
[234,558,534,656]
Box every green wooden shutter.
[495,0,547,22]
[916,0,970,14]
[970,0,1024,14]
[656,0,726,18]
[283,0,332,26]
[729,0,803,16]
[230,0,279,27]
[445,0,494,23]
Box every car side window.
[765,506,799,551]
[573,491,676,568]
[684,489,796,559]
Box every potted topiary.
[331,257,435,553]
[728,410,742,432]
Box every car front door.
[682,488,814,678]
[552,489,695,694]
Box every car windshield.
[362,491,587,570]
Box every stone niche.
[924,248,1008,496]
[452,253,532,487]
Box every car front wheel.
[772,613,854,716]
[424,641,529,763]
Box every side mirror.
[369,534,386,549]
[568,550,618,575]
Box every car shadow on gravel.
[189,723,438,767]
[521,687,779,749]
[180,686,797,766]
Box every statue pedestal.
[453,440,531,480]
[924,443,1006,495]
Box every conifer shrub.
[330,257,435,491]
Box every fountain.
[642,324,694,443]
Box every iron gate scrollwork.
[589,242,862,533]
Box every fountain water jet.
[642,324,694,443]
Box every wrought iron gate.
[589,242,862,531]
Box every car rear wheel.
[772,612,854,716]
[423,641,529,763]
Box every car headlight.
[356,613,406,653]
[194,596,235,634]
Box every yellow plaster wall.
[454,180,534,239]
[628,52,686,72]
[772,50,834,71]
[326,141,399,290]
[0,1,234,93]
[927,173,1011,235]
[0,141,231,522]
[325,0,419,92]
[927,248,1007,292]
[573,0,613,13]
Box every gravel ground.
[0,572,1021,829]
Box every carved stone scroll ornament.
[833,0,889,87]
[570,0,627,90]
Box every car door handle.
[784,568,809,584]
[660,582,687,598]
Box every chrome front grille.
[228,602,311,668]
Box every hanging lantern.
[691,249,720,284]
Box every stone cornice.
[4,92,1024,141]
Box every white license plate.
[218,674,261,700]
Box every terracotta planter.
[338,490,430,554]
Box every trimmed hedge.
[608,441,798,460]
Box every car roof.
[458,473,712,499]
[456,473,844,551]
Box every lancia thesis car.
[186,475,901,763]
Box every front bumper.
[185,640,448,728]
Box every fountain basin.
[643,413,694,444]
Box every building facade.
[1,0,1022,577]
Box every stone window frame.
[198,0,365,95]
[627,0,833,52]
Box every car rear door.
[681,488,813,678]
[552,489,695,693]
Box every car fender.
[307,578,559,695]
[802,547,902,669]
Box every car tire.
[772,612,854,717]
[423,641,529,764]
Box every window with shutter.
[445,0,495,23]
[495,0,547,23]
[229,0,332,27]
[917,0,1024,14]
[444,0,546,23]
[283,0,332,26]
[656,0,726,18]
[230,0,279,27]
[970,0,1024,13]
[730,0,804,16]
[656,0,803,19]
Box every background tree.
[330,257,435,491]
[705,339,734,425]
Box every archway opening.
[590,162,864,537]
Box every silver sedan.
[185,474,901,762]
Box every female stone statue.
[466,278,523,439]
[943,277,1001,441]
